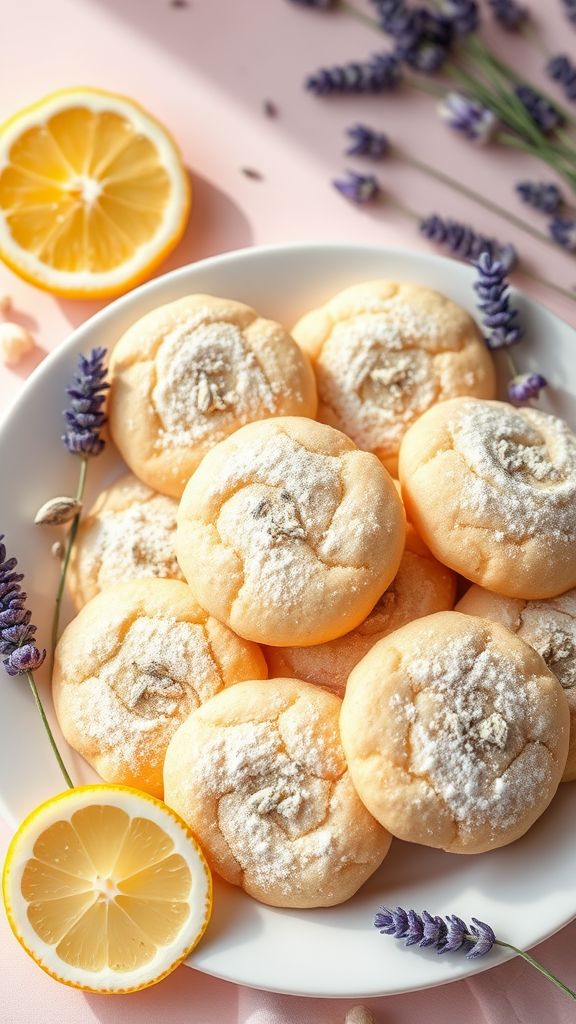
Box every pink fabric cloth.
[1,0,575,1020]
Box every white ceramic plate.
[1,243,575,999]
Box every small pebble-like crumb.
[345,1007,377,1024]
[0,293,12,315]
[263,99,278,118]
[0,322,35,366]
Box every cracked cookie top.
[52,578,267,797]
[108,295,317,497]
[340,611,569,854]
[68,473,183,609]
[399,398,576,599]
[176,417,406,646]
[291,280,495,475]
[457,585,576,781]
[163,677,391,908]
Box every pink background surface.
[1,1,576,1021]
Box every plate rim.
[1,240,575,999]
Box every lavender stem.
[50,455,88,660]
[494,941,576,1001]
[26,670,73,788]
[403,150,568,254]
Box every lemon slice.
[3,785,212,993]
[0,88,190,298]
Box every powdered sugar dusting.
[81,493,182,589]
[191,712,344,891]
[451,402,576,541]
[316,312,440,451]
[72,616,221,769]
[517,594,576,699]
[214,431,367,608]
[152,315,277,449]
[400,632,558,836]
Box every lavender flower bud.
[438,91,498,144]
[549,216,576,251]
[420,911,448,948]
[62,347,109,458]
[516,180,564,215]
[346,124,390,158]
[547,55,576,101]
[438,915,469,954]
[306,54,402,95]
[474,251,524,349]
[404,909,425,945]
[392,9,454,74]
[508,372,547,402]
[467,919,496,959]
[5,643,46,676]
[488,0,528,29]
[514,85,564,134]
[333,171,380,203]
[438,0,479,35]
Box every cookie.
[163,677,391,908]
[457,585,576,782]
[399,398,576,599]
[340,611,569,854]
[53,578,267,797]
[108,295,317,497]
[292,280,495,475]
[265,525,456,696]
[176,416,405,646]
[68,473,182,609]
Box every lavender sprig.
[516,180,564,214]
[375,907,576,1001]
[1,536,72,787]
[306,53,402,95]
[549,216,576,251]
[514,84,564,134]
[346,124,389,157]
[487,0,528,30]
[419,214,518,271]
[473,251,524,349]
[62,346,108,456]
[438,91,498,143]
[49,348,109,656]
[547,55,576,102]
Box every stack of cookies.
[52,281,576,909]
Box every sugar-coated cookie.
[163,677,391,907]
[457,585,576,782]
[68,473,182,609]
[108,295,317,497]
[292,280,495,475]
[340,611,569,854]
[53,579,267,797]
[399,398,576,599]
[176,416,405,646]
[265,525,455,696]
